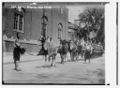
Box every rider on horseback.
[44,37,57,66]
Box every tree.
[78,7,104,45]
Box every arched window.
[58,23,63,40]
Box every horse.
[76,44,83,60]
[47,47,58,66]
[45,39,70,65]
[44,38,58,66]
[69,41,79,61]
[57,40,69,64]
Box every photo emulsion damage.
[2,2,105,84]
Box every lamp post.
[41,8,48,39]
[38,6,48,55]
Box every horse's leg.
[69,52,71,61]
[61,55,63,63]
[45,55,47,62]
[72,54,75,61]
[71,54,74,61]
[52,54,56,66]
[81,51,83,59]
[89,53,91,63]
[64,54,67,62]
[75,52,78,61]
[61,55,64,64]
[76,52,78,61]
[62,54,65,63]
[65,53,68,62]
[48,55,51,62]
[53,55,55,66]
[51,56,53,66]
[83,52,86,63]
[89,58,90,63]
[51,54,55,66]
[80,52,82,59]
[83,51,85,60]
[71,52,75,61]
[70,52,72,61]
[84,57,86,63]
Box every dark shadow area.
[36,65,53,69]
[36,73,50,79]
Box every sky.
[67,6,85,23]
[67,4,104,23]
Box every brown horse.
[57,40,70,63]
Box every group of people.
[68,39,93,63]
[43,37,94,66]
[13,33,94,71]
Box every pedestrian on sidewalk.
[13,33,25,71]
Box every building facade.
[2,3,69,53]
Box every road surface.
[3,53,105,84]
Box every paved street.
[3,53,105,84]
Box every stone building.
[2,3,69,53]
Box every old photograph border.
[1,1,119,86]
[116,2,119,85]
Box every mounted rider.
[44,37,57,66]
[70,40,78,61]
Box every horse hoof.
[15,69,22,71]
[61,62,64,64]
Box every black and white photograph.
[2,2,107,85]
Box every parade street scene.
[2,2,105,84]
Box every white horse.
[44,38,58,66]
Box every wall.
[2,6,68,52]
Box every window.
[58,23,63,40]
[14,13,24,33]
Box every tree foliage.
[75,7,104,46]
